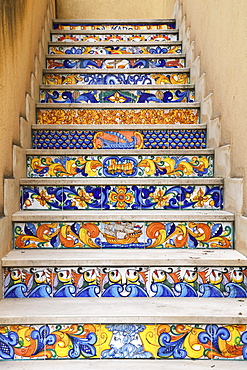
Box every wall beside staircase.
[55,0,175,19]
[0,0,56,288]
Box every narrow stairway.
[0,18,247,367]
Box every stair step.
[46,54,186,69]
[53,19,177,30]
[32,124,206,150]
[39,84,195,104]
[48,41,182,55]
[1,360,246,369]
[36,104,200,125]
[51,29,179,43]
[43,68,190,86]
[26,149,214,178]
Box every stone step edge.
[0,360,245,370]
[40,83,194,90]
[36,102,200,108]
[3,249,245,268]
[20,177,222,186]
[49,40,182,47]
[26,148,214,155]
[43,67,190,74]
[53,18,176,24]
[46,53,186,59]
[0,297,246,324]
[32,123,204,130]
[11,209,235,222]
[51,29,179,35]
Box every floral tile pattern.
[53,22,176,30]
[1,323,247,360]
[49,45,182,55]
[20,184,223,211]
[13,220,233,250]
[51,33,179,42]
[46,57,185,69]
[32,129,206,150]
[36,108,200,125]
[39,88,195,104]
[43,72,189,86]
[26,154,213,178]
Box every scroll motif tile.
[51,33,178,42]
[20,185,223,211]
[43,72,189,86]
[39,88,195,104]
[37,108,200,125]
[53,22,176,30]
[3,267,53,298]
[52,267,101,297]
[26,154,213,178]
[49,45,182,55]
[46,57,185,69]
[32,129,206,150]
[13,221,233,250]
[100,267,149,297]
[100,324,156,358]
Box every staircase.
[0,18,247,368]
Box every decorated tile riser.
[26,154,213,178]
[43,72,189,86]
[53,22,176,30]
[3,266,246,298]
[32,129,206,150]
[37,108,200,125]
[20,185,223,211]
[40,88,194,104]
[48,45,182,55]
[14,220,233,249]
[46,57,185,69]
[51,34,179,42]
[1,323,247,360]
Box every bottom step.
[0,298,246,361]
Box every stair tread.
[51,29,179,34]
[0,360,245,369]
[49,40,182,46]
[40,83,193,89]
[36,102,200,108]
[12,209,234,221]
[43,67,190,74]
[32,123,204,130]
[53,18,176,23]
[3,249,245,267]
[0,297,246,324]
[46,53,186,59]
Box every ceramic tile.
[168,129,206,149]
[100,267,149,297]
[100,324,156,358]
[32,130,71,149]
[51,33,178,42]
[62,185,102,210]
[21,186,64,210]
[45,324,101,359]
[40,88,194,104]
[53,267,101,298]
[180,185,223,210]
[46,57,185,70]
[103,185,140,210]
[141,185,181,210]
[36,108,200,125]
[54,22,176,30]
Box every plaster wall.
[56,0,175,19]
[178,0,247,215]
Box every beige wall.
[56,0,175,19]
[178,0,247,215]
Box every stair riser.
[36,107,200,125]
[51,33,179,42]
[20,184,223,211]
[26,154,213,178]
[4,265,246,299]
[0,322,247,360]
[43,72,189,86]
[46,56,185,69]
[48,44,182,55]
[40,88,194,104]
[13,220,233,249]
[53,21,176,30]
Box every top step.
[53,19,176,31]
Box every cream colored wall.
[56,0,175,19]
[177,0,247,215]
